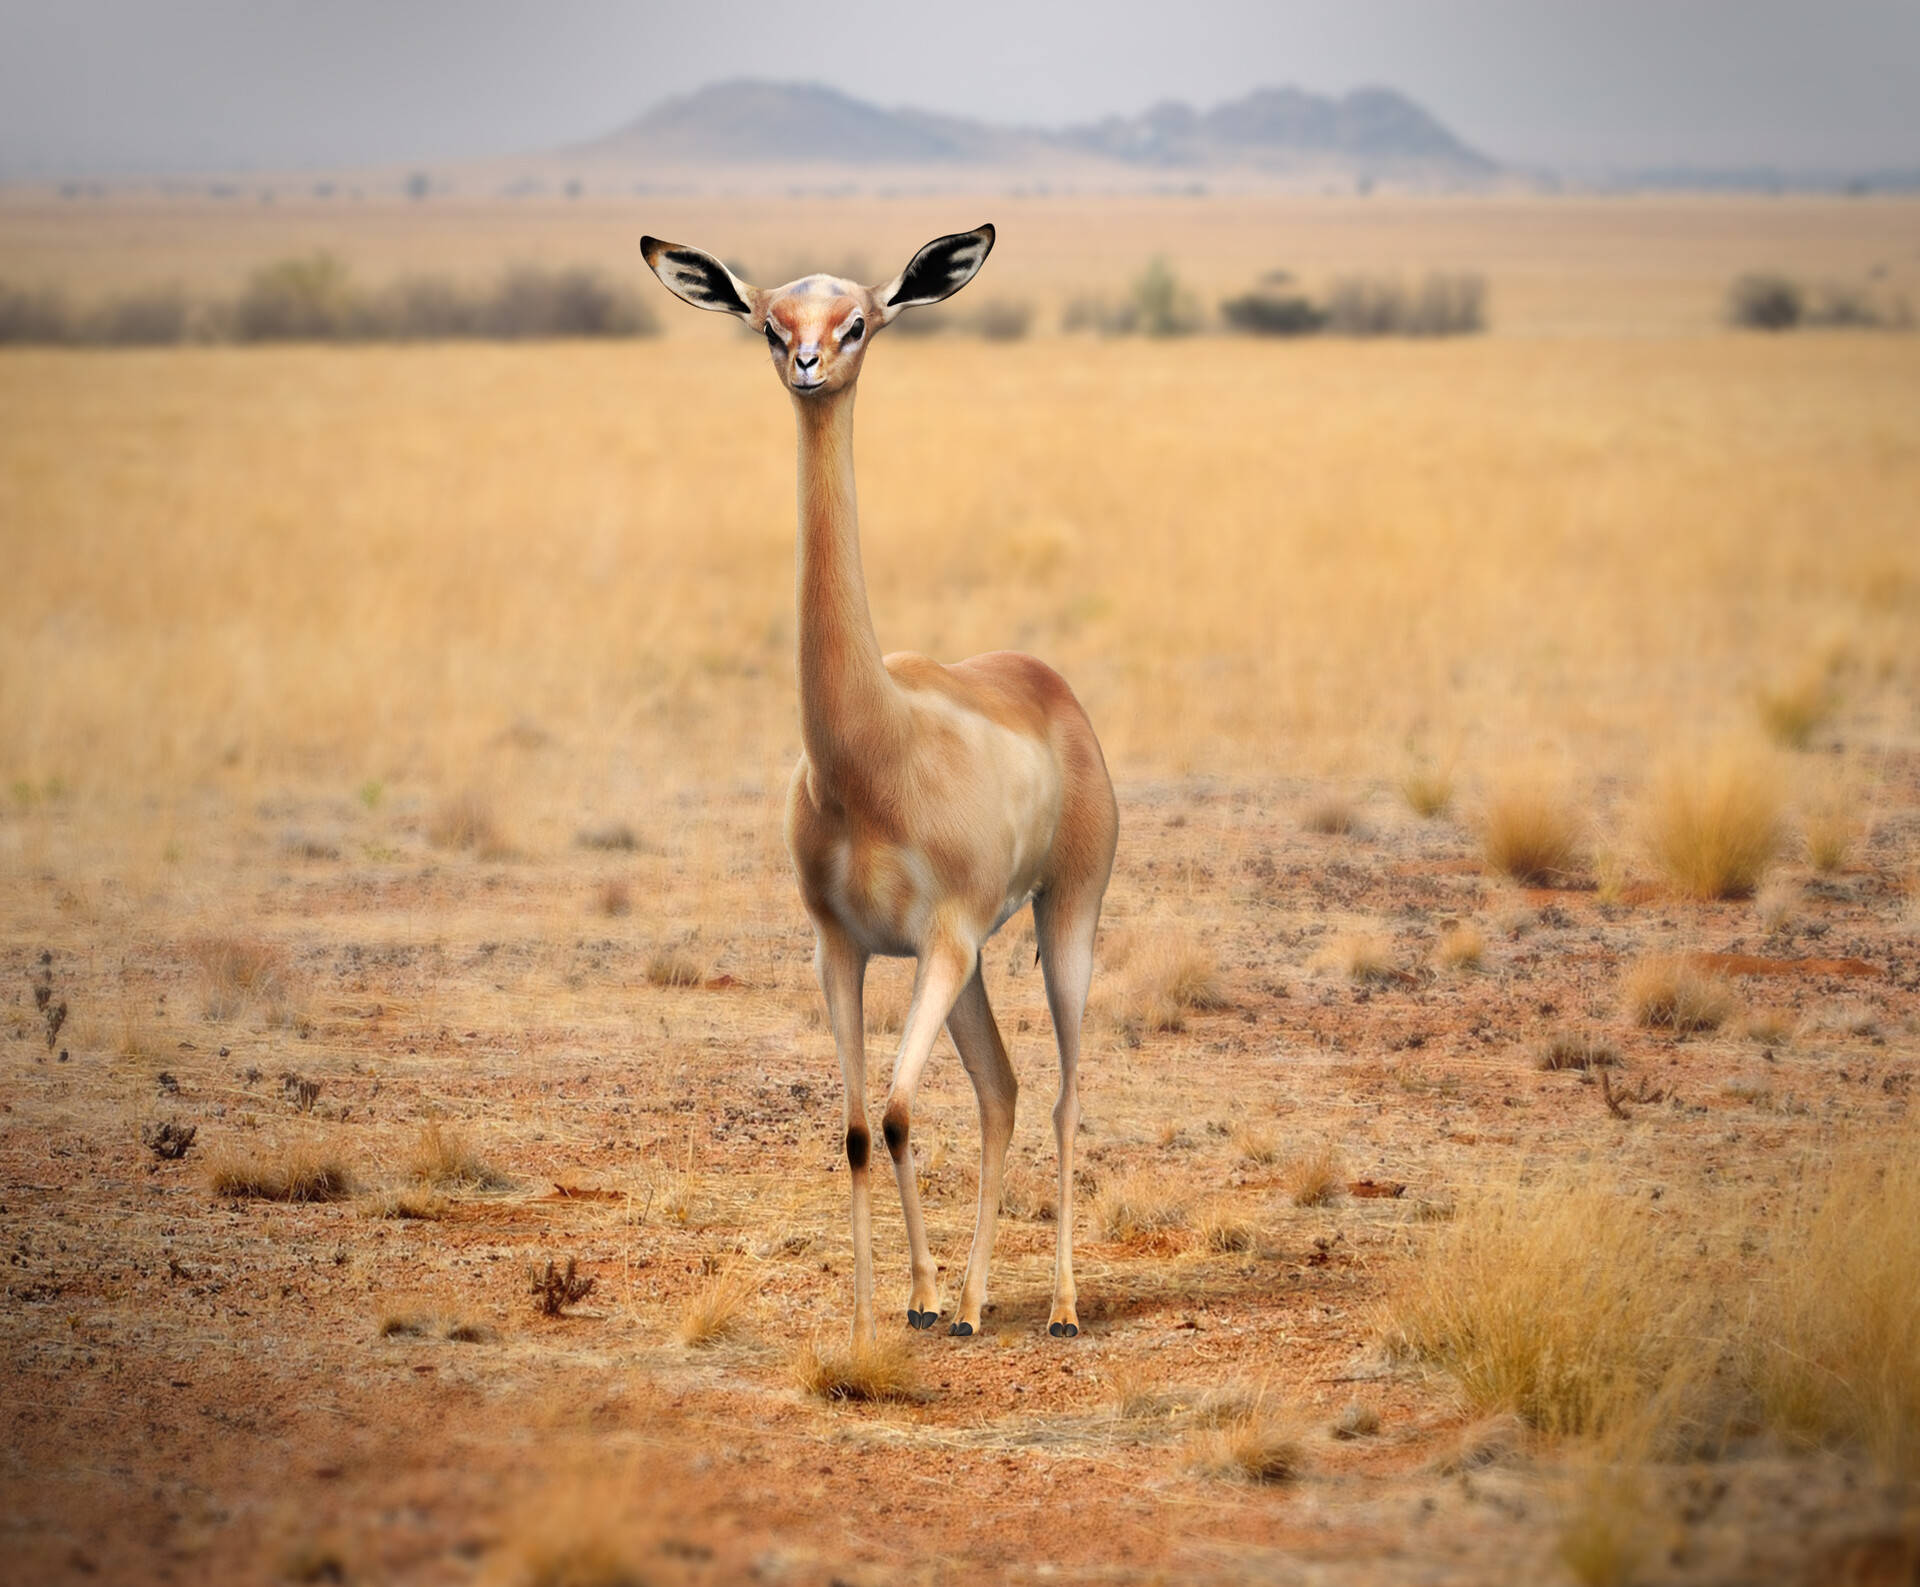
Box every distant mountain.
[1061,86,1494,170]
[576,79,1497,179]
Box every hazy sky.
[3,0,1917,176]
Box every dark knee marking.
[881,1108,909,1163]
[845,1125,870,1172]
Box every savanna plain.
[3,192,1920,1586]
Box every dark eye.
[842,317,864,344]
[764,322,782,351]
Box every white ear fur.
[640,237,762,321]
[876,224,995,324]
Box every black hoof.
[1048,1321,1079,1338]
[947,1320,974,1337]
[906,1308,937,1331]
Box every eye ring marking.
[764,321,785,351]
[840,316,865,345]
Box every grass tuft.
[1436,921,1485,970]
[1387,1177,1710,1443]
[644,947,707,989]
[1196,1201,1260,1253]
[1748,1133,1920,1476]
[792,1333,918,1403]
[428,789,508,856]
[365,1187,448,1220]
[1282,1142,1345,1207]
[1400,764,1455,818]
[1094,1171,1192,1242]
[208,1140,353,1202]
[1109,929,1227,1036]
[1537,1031,1621,1072]
[1624,956,1735,1035]
[1319,932,1397,984]
[1185,1391,1307,1483]
[1302,794,1357,835]
[408,1119,512,1190]
[677,1266,758,1347]
[1482,780,1583,886]
[190,937,295,1023]
[1644,752,1782,899]
[1757,672,1833,749]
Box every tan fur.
[643,229,1117,1342]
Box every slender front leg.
[815,927,872,1344]
[944,963,1017,1337]
[1035,890,1100,1338]
[880,933,977,1332]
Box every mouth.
[789,379,826,396]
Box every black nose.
[794,353,818,371]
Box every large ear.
[876,224,995,323]
[640,237,762,322]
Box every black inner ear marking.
[668,250,750,315]
[888,233,986,307]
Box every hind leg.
[944,963,1017,1336]
[1034,887,1102,1338]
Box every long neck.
[793,387,899,790]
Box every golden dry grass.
[1536,1031,1620,1072]
[408,1120,513,1191]
[1281,1142,1345,1207]
[1801,786,1862,874]
[1195,1200,1260,1253]
[1387,1178,1712,1444]
[1643,751,1783,899]
[189,937,295,1024]
[1399,764,1455,819]
[1185,1389,1308,1484]
[791,1333,918,1403]
[1624,956,1736,1035]
[1481,781,1583,886]
[1748,1134,1920,1476]
[644,948,707,990]
[207,1140,354,1203]
[1094,1171,1192,1242]
[1435,921,1485,970]
[676,1266,758,1347]
[1301,794,1358,835]
[1756,670,1834,750]
[1106,929,1227,1036]
[1318,932,1397,984]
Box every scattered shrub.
[1728,273,1803,330]
[1324,273,1485,337]
[970,298,1033,341]
[141,1120,197,1160]
[0,282,77,344]
[595,878,632,917]
[232,252,357,341]
[1219,287,1325,336]
[1131,257,1203,337]
[1624,956,1734,1035]
[1644,753,1781,899]
[531,1257,596,1316]
[483,265,655,338]
[1196,1201,1260,1253]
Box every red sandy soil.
[4,768,1918,1584]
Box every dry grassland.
[2,195,1918,1584]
